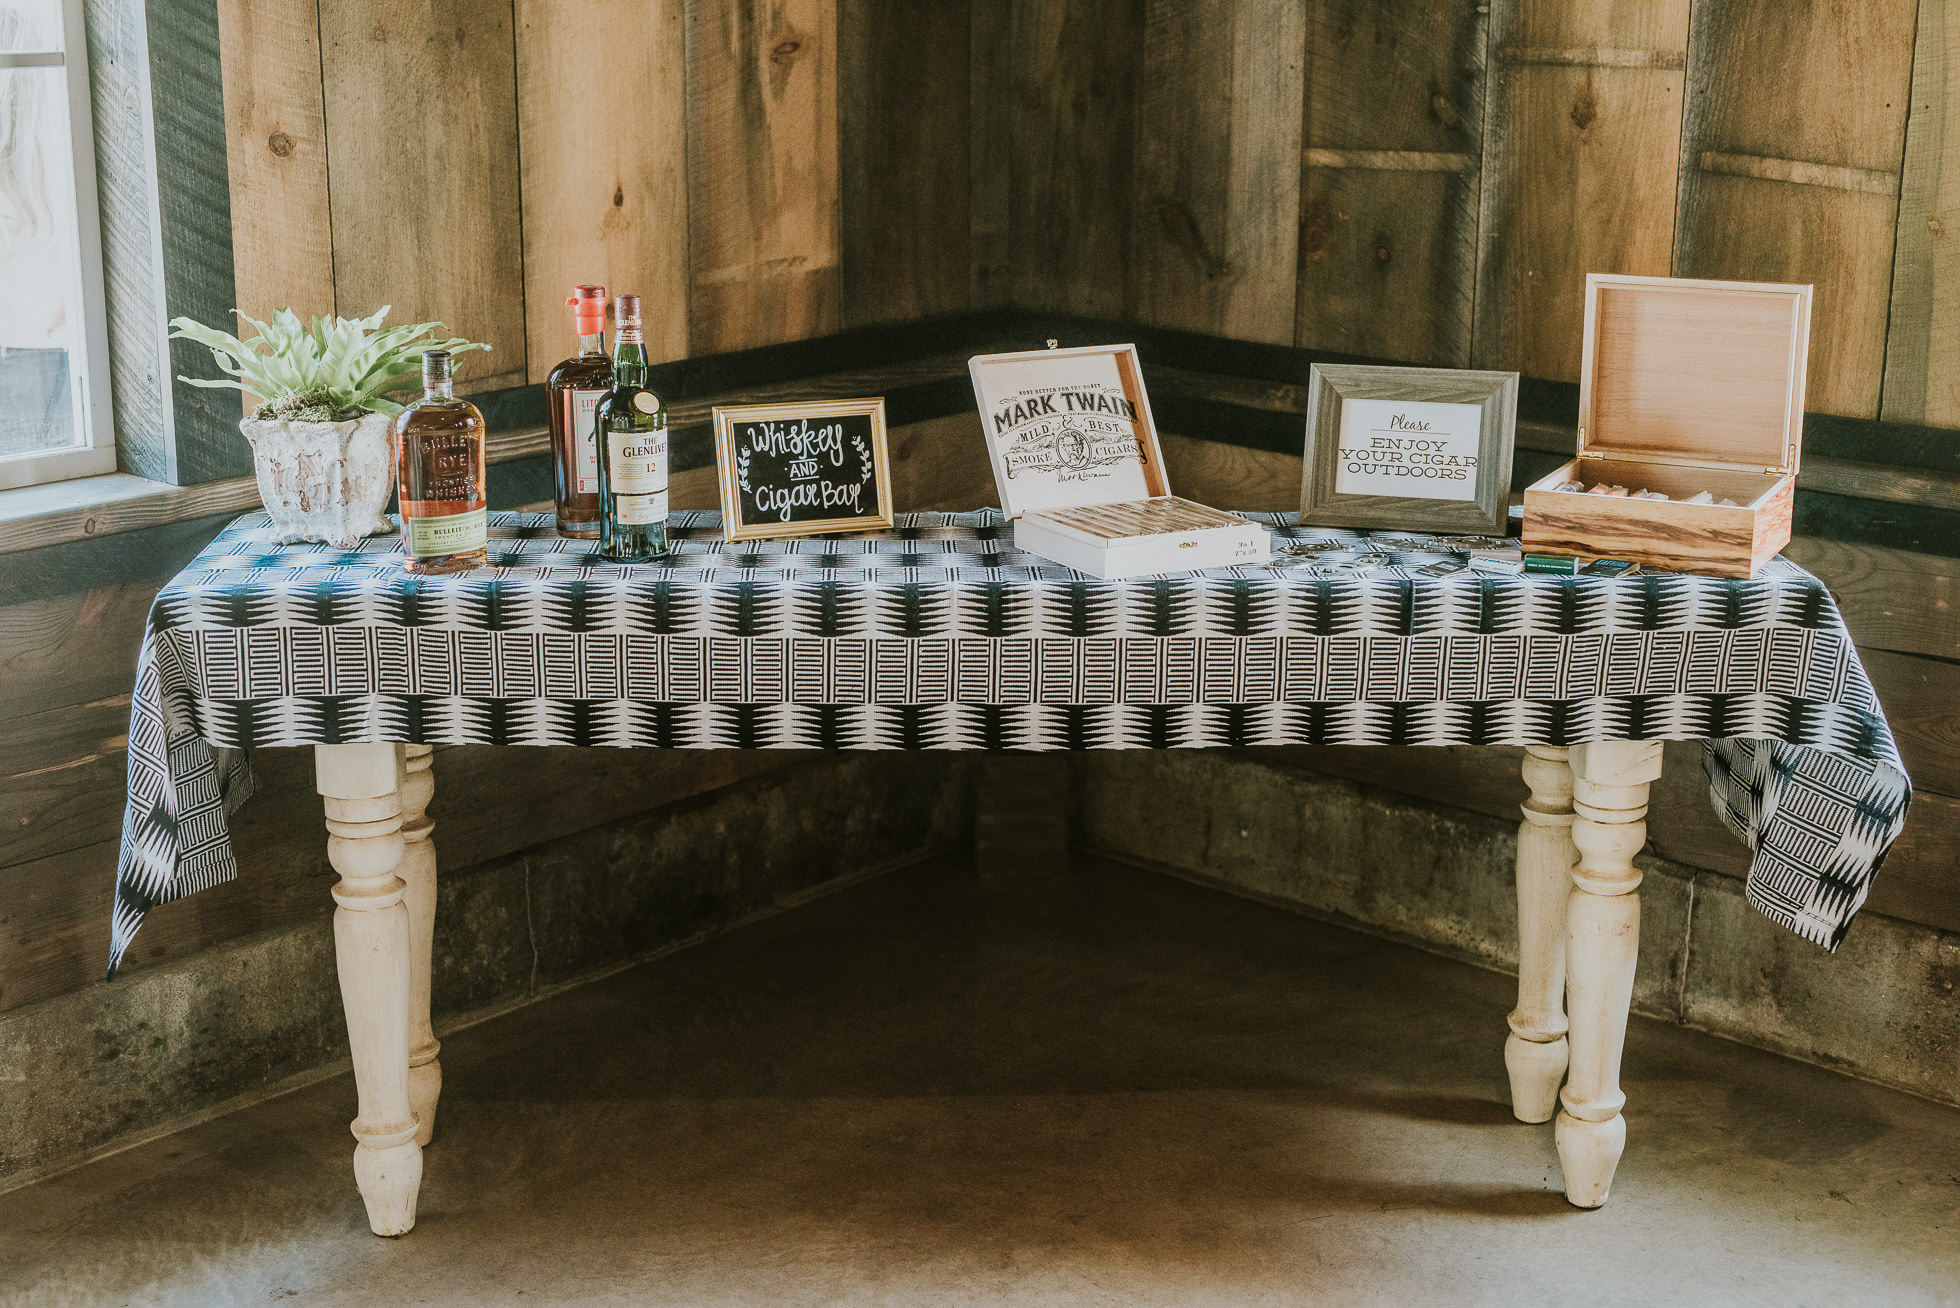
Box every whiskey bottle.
[593,294,669,561]
[394,349,488,574]
[545,284,611,537]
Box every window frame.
[0,0,116,490]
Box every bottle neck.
[612,334,648,387]
[424,375,454,402]
[577,329,606,358]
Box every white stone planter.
[241,412,397,548]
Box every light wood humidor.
[1522,274,1812,579]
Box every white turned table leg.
[399,744,442,1147]
[1556,738,1663,1208]
[1507,745,1575,1123]
[317,744,424,1237]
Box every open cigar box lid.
[967,343,1170,520]
[1577,273,1812,477]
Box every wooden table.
[115,512,1907,1236]
[311,735,1662,1234]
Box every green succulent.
[169,306,490,421]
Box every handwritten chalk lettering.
[733,411,882,525]
[752,477,867,522]
[746,419,847,466]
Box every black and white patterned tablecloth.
[113,509,1911,971]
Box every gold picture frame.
[712,398,896,542]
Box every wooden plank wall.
[1474,0,1689,381]
[1298,0,1487,366]
[1884,0,1960,426]
[199,0,1960,426]
[516,0,691,374]
[1003,0,1954,420]
[214,0,968,383]
[838,0,971,326]
[1007,0,1141,319]
[1131,0,1304,344]
[1673,0,1918,419]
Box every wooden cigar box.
[968,343,1269,579]
[1522,273,1812,579]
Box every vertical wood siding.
[318,0,528,390]
[215,0,335,335]
[1007,0,1142,318]
[1131,0,1304,344]
[685,0,841,353]
[516,0,691,372]
[838,0,970,327]
[1298,0,1488,366]
[1673,0,1917,418]
[968,0,1013,308]
[210,0,1957,425]
[1474,0,1690,382]
[1883,0,1960,427]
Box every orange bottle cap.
[568,284,607,334]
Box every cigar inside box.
[1552,459,1786,508]
[1011,496,1269,578]
[1032,498,1251,538]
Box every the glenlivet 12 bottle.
[394,349,488,573]
[593,294,668,560]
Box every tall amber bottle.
[546,284,610,537]
[395,349,488,573]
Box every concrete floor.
[3,856,1958,1307]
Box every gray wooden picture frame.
[1300,364,1519,534]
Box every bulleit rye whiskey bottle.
[546,283,610,537]
[395,349,488,573]
[593,294,669,561]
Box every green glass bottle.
[593,293,669,560]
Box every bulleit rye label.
[407,508,486,556]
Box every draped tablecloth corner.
[108,508,1912,975]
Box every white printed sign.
[1332,398,1483,502]
[975,351,1151,514]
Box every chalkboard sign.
[712,398,896,541]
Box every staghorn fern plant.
[169,306,490,421]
